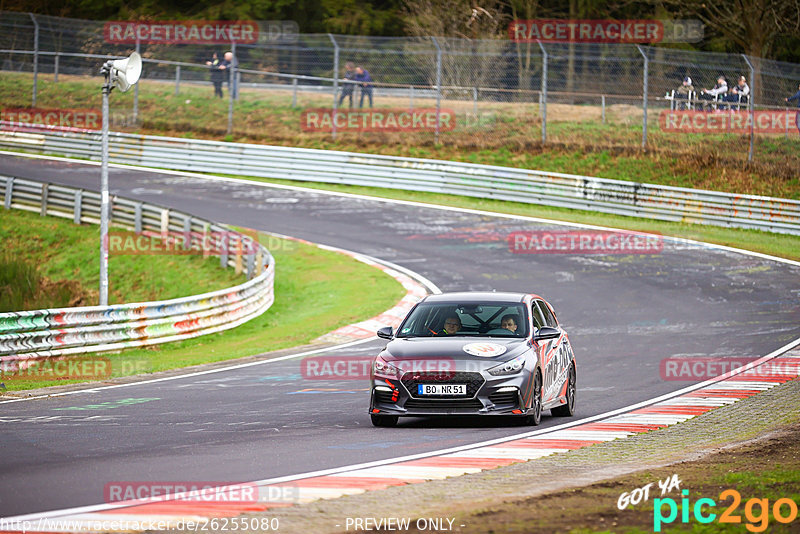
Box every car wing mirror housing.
[377,326,394,339]
[533,326,560,341]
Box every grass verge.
[1,209,406,391]
[2,72,798,199]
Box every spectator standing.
[786,83,800,135]
[221,51,238,98]
[724,75,750,110]
[699,76,728,111]
[338,62,356,108]
[205,52,224,98]
[355,66,373,108]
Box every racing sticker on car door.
[543,338,572,403]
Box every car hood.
[382,337,531,369]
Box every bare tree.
[657,0,800,59]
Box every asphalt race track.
[1,153,799,517]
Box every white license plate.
[417,384,467,396]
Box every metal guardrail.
[1,122,799,235]
[0,174,275,362]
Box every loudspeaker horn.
[109,52,142,92]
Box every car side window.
[531,303,545,329]
[538,301,558,327]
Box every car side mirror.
[533,326,560,341]
[377,326,394,339]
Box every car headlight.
[373,355,401,378]
[487,354,526,376]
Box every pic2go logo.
[654,489,799,532]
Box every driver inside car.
[500,314,519,333]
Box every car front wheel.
[525,372,542,426]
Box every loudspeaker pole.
[99,62,113,306]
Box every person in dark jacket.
[786,83,800,135]
[205,52,224,98]
[355,66,373,108]
[338,62,356,108]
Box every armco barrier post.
[328,34,339,141]
[73,190,82,224]
[175,65,180,95]
[538,41,547,144]
[4,177,14,209]
[292,78,298,107]
[29,13,39,108]
[54,53,59,83]
[637,45,648,148]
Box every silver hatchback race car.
[369,292,576,427]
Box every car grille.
[489,390,519,406]
[404,398,484,410]
[402,371,485,399]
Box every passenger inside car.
[440,315,462,335]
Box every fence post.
[133,38,140,125]
[174,65,180,95]
[636,45,648,148]
[602,95,606,124]
[473,87,478,115]
[409,85,414,109]
[29,13,39,108]
[291,77,298,107]
[328,34,339,141]
[227,42,236,135]
[54,53,59,83]
[432,37,442,144]
[537,42,547,144]
[742,54,755,162]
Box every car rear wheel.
[371,414,398,427]
[551,363,576,417]
[525,372,542,426]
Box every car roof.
[422,291,530,304]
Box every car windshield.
[396,302,529,338]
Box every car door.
[533,300,564,404]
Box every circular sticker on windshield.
[463,342,507,357]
